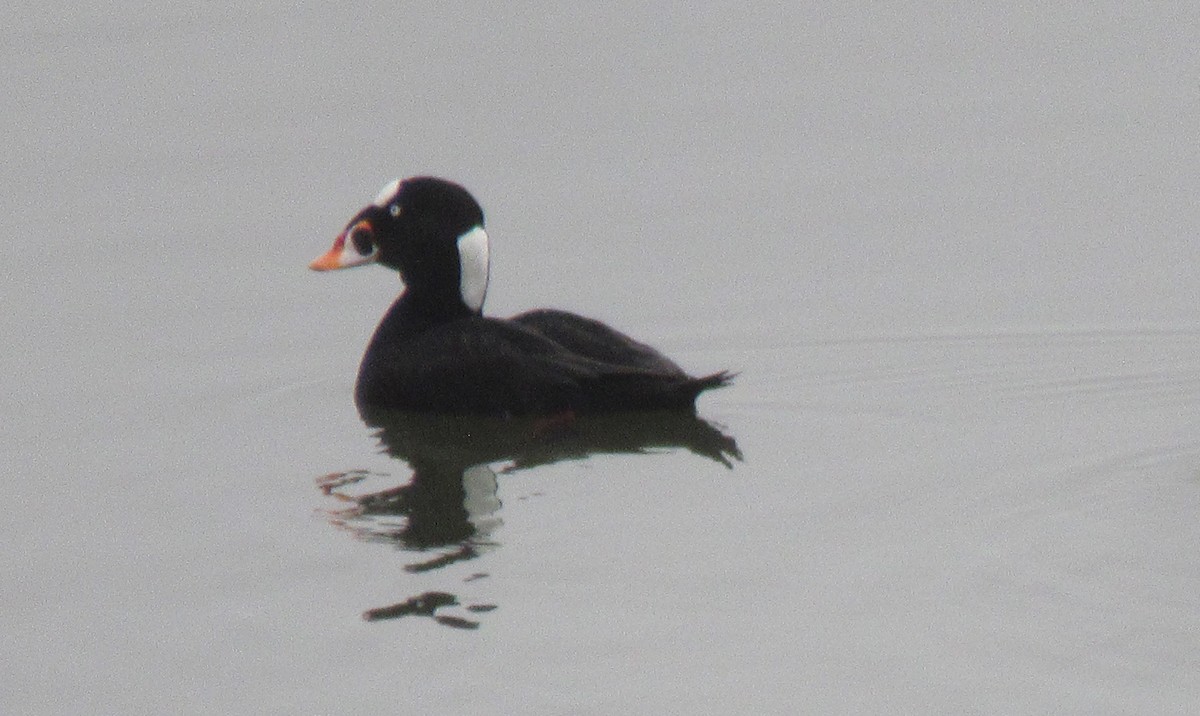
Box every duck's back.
[511,309,687,376]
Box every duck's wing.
[355,316,603,414]
[510,309,688,375]
[512,309,732,409]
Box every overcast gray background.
[5,2,1200,713]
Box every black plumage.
[311,177,731,416]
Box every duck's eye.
[349,226,375,256]
[389,203,402,217]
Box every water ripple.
[734,325,1200,416]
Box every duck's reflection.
[318,409,740,626]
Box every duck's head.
[310,176,490,313]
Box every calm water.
[6,2,1200,713]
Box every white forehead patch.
[371,178,402,207]
[456,225,489,313]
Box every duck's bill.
[309,226,377,271]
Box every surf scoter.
[310,177,731,415]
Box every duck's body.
[311,177,731,416]
[357,304,729,414]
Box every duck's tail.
[598,369,736,412]
[681,370,736,408]
[692,370,736,393]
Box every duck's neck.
[370,288,479,344]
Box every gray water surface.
[6,2,1200,714]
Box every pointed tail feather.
[692,370,736,392]
[681,370,736,407]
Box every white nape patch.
[457,225,490,312]
[371,178,402,207]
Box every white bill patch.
[456,225,489,312]
[371,178,402,207]
[331,222,378,268]
[336,236,377,268]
